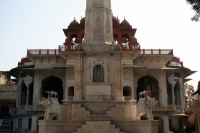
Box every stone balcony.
[25,105,44,111]
[140,49,173,55]
[152,105,175,111]
[18,105,44,111]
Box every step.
[1,122,11,125]
[86,117,110,121]
[89,113,109,118]
[73,121,124,133]
[0,125,11,130]
[0,129,12,132]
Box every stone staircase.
[72,104,90,120]
[71,103,125,133]
[87,113,110,121]
[73,121,124,133]
[0,119,12,132]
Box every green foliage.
[186,0,200,21]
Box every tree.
[186,0,200,21]
[192,81,200,95]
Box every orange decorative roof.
[120,19,131,26]
[69,19,80,27]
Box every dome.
[120,19,131,26]
[167,57,182,67]
[69,19,80,27]
[132,37,139,44]
[112,16,120,24]
[80,17,85,24]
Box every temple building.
[5,0,196,133]
[0,73,17,132]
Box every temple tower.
[84,0,113,44]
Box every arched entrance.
[20,81,27,106]
[41,76,63,104]
[123,86,131,100]
[0,106,9,118]
[137,75,159,101]
[68,86,74,100]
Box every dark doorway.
[41,76,63,104]
[137,75,159,101]
[68,86,74,96]
[123,86,131,96]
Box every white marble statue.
[139,91,147,98]
[38,91,61,120]
[146,96,158,120]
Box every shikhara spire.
[84,0,113,44]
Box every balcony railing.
[25,105,44,111]
[19,106,25,110]
[124,96,132,100]
[59,45,77,52]
[121,44,140,51]
[153,105,175,111]
[176,105,182,110]
[27,49,59,55]
[140,49,173,55]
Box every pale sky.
[0,0,199,89]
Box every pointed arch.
[137,75,159,101]
[41,76,63,104]
[20,81,27,106]
[93,65,104,82]
[123,86,131,96]
[68,86,74,96]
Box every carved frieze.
[106,34,113,43]
[86,17,91,34]
[94,14,103,33]
[93,34,104,42]
[84,34,91,42]
[94,7,104,13]
[0,84,17,91]
[67,71,74,80]
[123,71,132,80]
[106,16,111,34]
[88,44,109,52]
[94,0,102,6]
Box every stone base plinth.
[38,120,159,133]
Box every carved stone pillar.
[179,87,183,110]
[31,115,37,133]
[115,57,123,100]
[26,85,30,105]
[171,85,175,105]
[18,85,22,108]
[73,53,83,100]
[163,115,170,133]
[85,0,113,44]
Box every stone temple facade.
[10,0,195,133]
